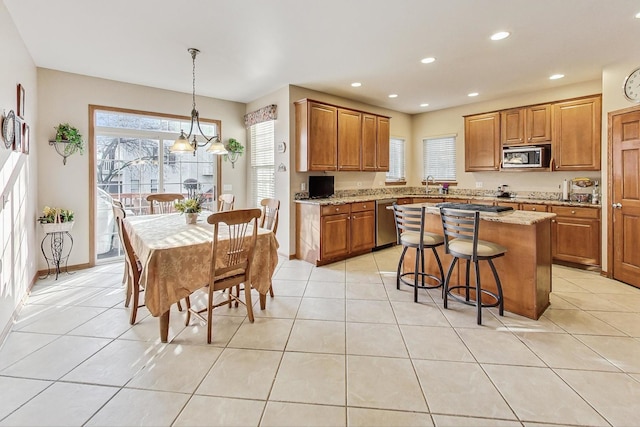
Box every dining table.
[123,211,279,342]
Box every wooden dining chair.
[115,206,144,324]
[146,193,184,214]
[184,208,262,343]
[112,200,128,287]
[217,193,235,212]
[259,198,280,298]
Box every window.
[250,120,275,207]
[386,137,405,183]
[423,135,456,181]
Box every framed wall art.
[14,116,22,152]
[17,84,25,119]
[22,123,29,154]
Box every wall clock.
[623,66,640,102]
[2,110,16,149]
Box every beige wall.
[0,2,38,338]
[36,69,247,269]
[246,86,291,255]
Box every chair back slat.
[146,193,185,214]
[259,198,280,233]
[118,215,140,285]
[440,208,481,259]
[392,204,426,245]
[218,194,235,212]
[207,208,261,287]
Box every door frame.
[606,104,640,279]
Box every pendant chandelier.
[170,48,227,155]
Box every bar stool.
[439,208,506,324]
[392,204,445,303]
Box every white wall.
[37,69,247,269]
[245,86,291,255]
[0,2,38,339]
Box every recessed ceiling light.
[388,94,398,98]
[351,82,362,87]
[420,103,429,107]
[420,57,436,64]
[468,92,479,97]
[490,31,510,41]
[549,74,565,80]
[635,12,640,18]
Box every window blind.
[386,137,405,181]
[250,120,275,207]
[423,135,456,181]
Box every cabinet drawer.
[351,201,374,212]
[321,204,351,216]
[396,198,413,205]
[551,206,600,219]
[520,203,548,212]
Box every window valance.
[244,104,277,128]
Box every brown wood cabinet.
[464,112,500,171]
[295,100,337,172]
[550,206,600,266]
[295,99,390,172]
[520,203,548,212]
[552,95,602,171]
[501,104,551,146]
[337,108,362,171]
[297,201,376,265]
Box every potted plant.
[224,138,244,168]
[38,206,75,233]
[54,123,85,156]
[174,194,205,224]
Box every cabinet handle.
[571,210,576,214]
[335,208,339,211]
[363,205,366,208]
[551,219,556,223]
[532,207,537,211]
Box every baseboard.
[36,262,92,278]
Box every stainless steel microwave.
[502,146,549,168]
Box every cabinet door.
[376,117,390,171]
[552,217,600,266]
[350,210,375,252]
[552,96,601,171]
[308,102,338,171]
[526,104,551,143]
[337,108,362,171]
[501,108,525,145]
[361,114,377,171]
[465,112,500,171]
[321,213,350,260]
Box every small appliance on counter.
[308,175,335,199]
[569,177,595,203]
[495,184,511,198]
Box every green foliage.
[38,206,74,223]
[174,194,205,214]
[226,138,244,154]
[55,123,85,155]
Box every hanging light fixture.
[170,48,227,155]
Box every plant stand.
[40,222,74,280]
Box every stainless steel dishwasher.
[375,198,398,248]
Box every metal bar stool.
[439,207,506,324]
[393,204,445,303]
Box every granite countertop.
[419,203,555,226]
[295,193,602,209]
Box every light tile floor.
[1,247,640,426]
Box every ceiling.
[5,0,640,114]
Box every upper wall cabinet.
[501,104,551,146]
[552,95,602,171]
[295,99,390,172]
[464,112,500,171]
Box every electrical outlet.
[475,182,483,188]
[301,182,306,191]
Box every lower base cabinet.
[550,206,600,267]
[297,201,376,265]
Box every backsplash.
[294,186,562,201]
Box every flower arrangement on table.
[38,206,75,233]
[174,194,205,214]
[174,194,206,224]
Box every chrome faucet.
[426,175,435,194]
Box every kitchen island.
[402,202,555,320]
